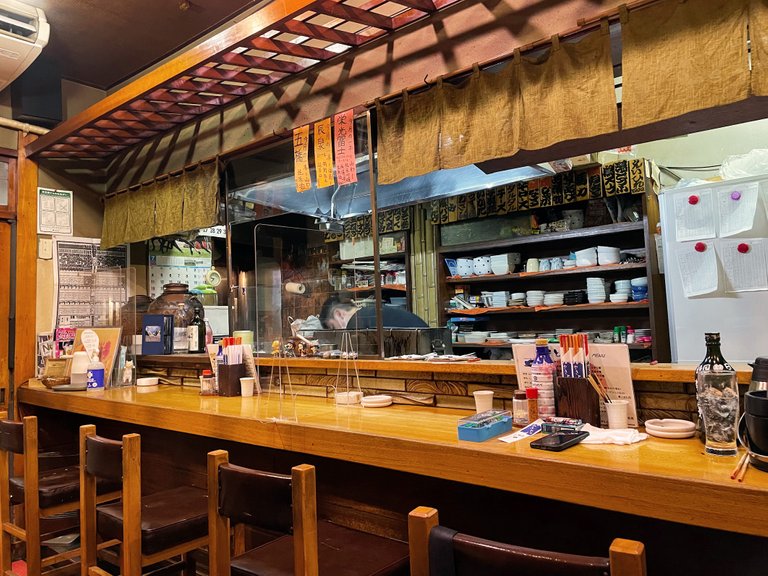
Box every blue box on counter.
[458,410,512,442]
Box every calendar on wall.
[148,238,213,298]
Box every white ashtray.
[335,391,363,405]
[644,419,696,439]
[136,377,159,387]
[361,394,393,408]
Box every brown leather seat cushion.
[97,485,208,556]
[231,520,409,576]
[9,466,120,509]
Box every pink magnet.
[688,195,699,205]
[731,191,741,201]
[694,242,707,253]
[738,243,750,254]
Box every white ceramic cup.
[240,377,255,398]
[606,400,629,429]
[473,390,494,413]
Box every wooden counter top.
[145,355,754,384]
[19,382,767,538]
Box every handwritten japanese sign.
[333,110,357,185]
[293,124,311,192]
[314,117,334,189]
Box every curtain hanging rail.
[369,0,667,108]
[105,156,219,199]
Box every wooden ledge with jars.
[18,379,768,539]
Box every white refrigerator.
[659,175,768,362]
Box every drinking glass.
[696,370,739,455]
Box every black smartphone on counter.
[530,431,589,452]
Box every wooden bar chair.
[79,425,209,576]
[408,507,646,576]
[0,415,121,576]
[208,449,410,576]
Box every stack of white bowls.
[509,292,526,306]
[457,258,474,277]
[575,247,598,267]
[597,246,621,265]
[526,290,545,306]
[473,256,492,275]
[543,291,565,306]
[611,279,631,303]
[464,331,489,343]
[490,254,510,275]
[586,277,607,303]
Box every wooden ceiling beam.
[277,19,373,46]
[125,100,214,116]
[163,79,262,97]
[313,0,394,30]
[186,65,285,86]
[247,37,338,60]
[216,52,306,74]
[25,0,324,158]
[391,0,434,11]
[144,89,235,106]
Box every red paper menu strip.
[334,109,357,185]
[314,117,334,189]
[293,124,311,193]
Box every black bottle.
[187,308,206,353]
[695,333,734,375]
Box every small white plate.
[361,394,393,408]
[644,418,696,438]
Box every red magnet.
[694,242,707,252]
[738,243,750,254]
[688,195,699,205]
[731,191,742,201]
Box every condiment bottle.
[86,356,105,389]
[530,339,556,417]
[512,390,528,426]
[526,387,539,423]
[199,369,216,396]
[626,326,635,344]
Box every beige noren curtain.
[750,0,768,95]
[622,0,749,129]
[519,26,618,150]
[376,88,441,185]
[100,162,219,249]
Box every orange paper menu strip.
[333,109,357,185]
[293,124,311,193]
[314,117,334,189]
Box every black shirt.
[347,305,428,329]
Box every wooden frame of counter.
[18,384,768,539]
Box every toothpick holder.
[555,376,600,426]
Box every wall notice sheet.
[675,240,719,297]
[37,188,73,235]
[673,188,716,242]
[717,182,759,237]
[717,238,768,293]
[53,237,128,328]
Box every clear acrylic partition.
[252,224,380,358]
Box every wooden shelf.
[446,301,650,316]
[331,252,406,266]
[345,284,407,293]
[438,221,645,254]
[446,262,647,283]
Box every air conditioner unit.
[0,0,48,92]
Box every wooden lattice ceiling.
[27,0,466,160]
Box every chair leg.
[182,553,196,576]
[0,449,11,574]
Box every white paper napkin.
[580,424,647,445]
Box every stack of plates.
[555,328,574,336]
[361,394,393,408]
[543,292,564,306]
[634,328,652,342]
[489,332,511,339]
[562,259,577,268]
[485,291,509,307]
[586,277,607,303]
[537,332,556,340]
[564,290,586,305]
[464,331,490,343]
[509,292,526,306]
[526,290,545,306]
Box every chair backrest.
[0,419,25,454]
[80,425,139,576]
[408,507,646,576]
[207,450,318,576]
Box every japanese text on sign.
[314,117,334,189]
[334,110,357,185]
[293,125,311,192]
